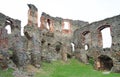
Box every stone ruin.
[0,4,120,73]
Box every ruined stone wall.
[0,12,24,69]
[0,28,8,49]
[0,28,8,69]
[40,12,88,61]
[24,4,41,68]
[1,3,120,73]
[0,13,21,49]
[73,15,120,72]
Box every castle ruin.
[0,4,120,73]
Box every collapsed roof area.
[0,4,120,73]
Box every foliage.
[0,68,14,77]
[0,59,120,77]
[88,57,94,66]
[35,59,120,77]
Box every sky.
[0,0,119,47]
[0,0,120,26]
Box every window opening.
[63,21,70,30]
[85,44,88,50]
[101,27,112,48]
[71,43,75,52]
[46,19,50,30]
[5,25,11,34]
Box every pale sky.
[0,0,120,26]
[0,0,119,48]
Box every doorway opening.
[96,55,113,71]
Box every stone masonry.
[73,15,120,72]
[0,4,120,73]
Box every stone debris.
[13,69,34,77]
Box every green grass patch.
[0,59,120,77]
[0,68,14,77]
[35,59,120,77]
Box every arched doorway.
[96,55,113,71]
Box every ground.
[0,59,120,77]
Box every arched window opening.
[82,31,91,50]
[96,55,113,71]
[84,44,89,50]
[71,43,75,52]
[101,27,112,48]
[5,25,11,34]
[46,19,50,30]
[63,21,70,30]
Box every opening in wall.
[84,44,89,50]
[101,27,112,48]
[55,44,61,53]
[82,31,91,50]
[5,25,11,34]
[71,43,75,52]
[46,19,50,30]
[97,55,113,71]
[63,21,70,30]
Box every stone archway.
[95,55,113,71]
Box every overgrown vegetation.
[0,59,120,77]
[0,68,14,77]
[35,59,120,77]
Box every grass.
[0,59,120,77]
[35,59,120,77]
[0,68,14,77]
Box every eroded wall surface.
[73,15,120,72]
[0,12,25,69]
[0,4,120,73]
[39,12,88,61]
[24,4,41,68]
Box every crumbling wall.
[0,12,26,69]
[2,3,120,73]
[24,4,41,68]
[40,12,88,62]
[73,15,120,72]
[0,28,8,70]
